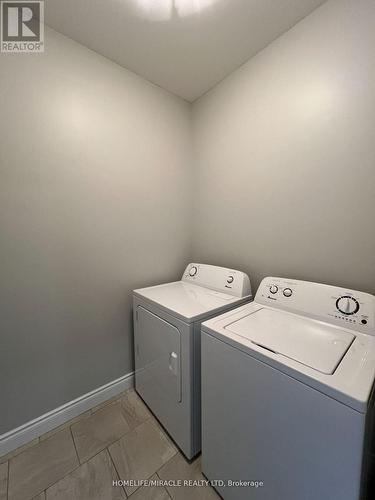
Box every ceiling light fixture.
[133,0,219,21]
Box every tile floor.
[0,389,219,500]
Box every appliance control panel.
[182,263,251,298]
[256,277,375,335]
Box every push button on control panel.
[283,288,293,297]
[189,266,198,277]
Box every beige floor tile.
[109,419,177,495]
[90,393,123,414]
[128,474,170,500]
[45,449,125,500]
[0,462,8,500]
[40,411,91,442]
[158,454,219,500]
[71,403,130,463]
[0,439,40,465]
[119,390,151,430]
[8,428,78,500]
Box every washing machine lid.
[134,281,247,323]
[225,308,355,375]
[203,278,375,412]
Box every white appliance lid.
[134,281,240,322]
[225,308,355,375]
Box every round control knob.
[189,266,198,277]
[283,288,292,297]
[336,296,359,316]
[227,276,234,284]
[269,285,278,294]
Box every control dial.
[269,285,278,294]
[336,296,359,316]
[283,288,293,297]
[189,266,198,277]
[227,276,234,284]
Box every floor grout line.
[156,449,178,475]
[55,405,152,472]
[41,446,119,498]
[156,471,174,500]
[8,423,170,500]
[6,459,9,500]
[69,426,80,465]
[106,446,127,498]
[4,389,169,500]
[38,420,133,500]
[125,470,169,499]
[0,437,40,467]
[51,392,135,469]
[0,388,133,465]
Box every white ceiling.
[44,0,327,102]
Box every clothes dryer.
[134,263,251,458]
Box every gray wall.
[2,0,375,437]
[0,28,192,434]
[192,0,375,295]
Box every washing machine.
[201,277,375,500]
[133,263,251,459]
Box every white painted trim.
[0,371,134,457]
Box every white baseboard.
[0,371,134,457]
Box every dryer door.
[135,306,181,403]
